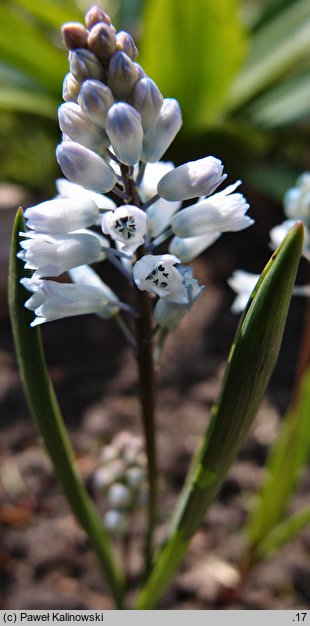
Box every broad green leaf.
[10,0,83,28]
[8,210,124,609]
[245,73,310,127]
[138,0,247,130]
[0,88,57,118]
[246,365,310,550]
[136,222,303,609]
[256,505,310,559]
[0,5,67,93]
[228,0,310,110]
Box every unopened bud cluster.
[19,5,253,330]
[93,432,147,536]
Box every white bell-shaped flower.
[171,181,253,238]
[102,205,147,255]
[18,230,106,278]
[55,178,116,212]
[24,197,99,233]
[133,254,188,303]
[139,162,181,237]
[169,232,221,263]
[157,156,226,201]
[141,99,182,163]
[56,141,117,193]
[270,219,310,262]
[21,265,120,326]
[228,270,260,314]
[284,172,310,223]
[154,266,205,328]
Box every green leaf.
[256,505,310,559]
[245,72,310,127]
[8,210,124,609]
[10,0,83,29]
[246,365,310,551]
[0,5,67,94]
[136,222,303,609]
[0,87,57,118]
[138,0,247,130]
[228,0,310,110]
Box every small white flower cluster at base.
[229,172,310,314]
[93,432,147,536]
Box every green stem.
[9,210,125,609]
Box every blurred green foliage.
[0,0,309,197]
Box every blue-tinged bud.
[141,99,182,163]
[169,233,221,263]
[88,22,116,64]
[157,156,226,201]
[58,102,109,153]
[115,31,138,60]
[132,78,163,131]
[62,22,88,50]
[78,80,114,128]
[62,73,80,103]
[69,49,106,82]
[105,103,143,166]
[108,51,140,100]
[56,141,117,193]
[85,6,112,29]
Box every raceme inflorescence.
[18,5,253,332]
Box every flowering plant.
[8,5,304,609]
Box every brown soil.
[0,195,309,610]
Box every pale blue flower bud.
[154,266,204,329]
[228,270,260,313]
[126,466,145,488]
[88,22,116,64]
[93,460,125,490]
[141,98,182,163]
[103,510,129,535]
[69,49,105,82]
[105,103,143,166]
[18,231,105,278]
[107,51,140,100]
[56,142,117,193]
[157,156,226,201]
[108,483,131,508]
[62,73,80,102]
[78,80,115,128]
[102,205,147,255]
[58,102,109,153]
[132,78,163,131]
[171,181,253,238]
[169,232,221,262]
[133,254,188,303]
[115,31,138,60]
[24,197,98,233]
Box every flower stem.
[120,165,158,574]
[134,285,157,575]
